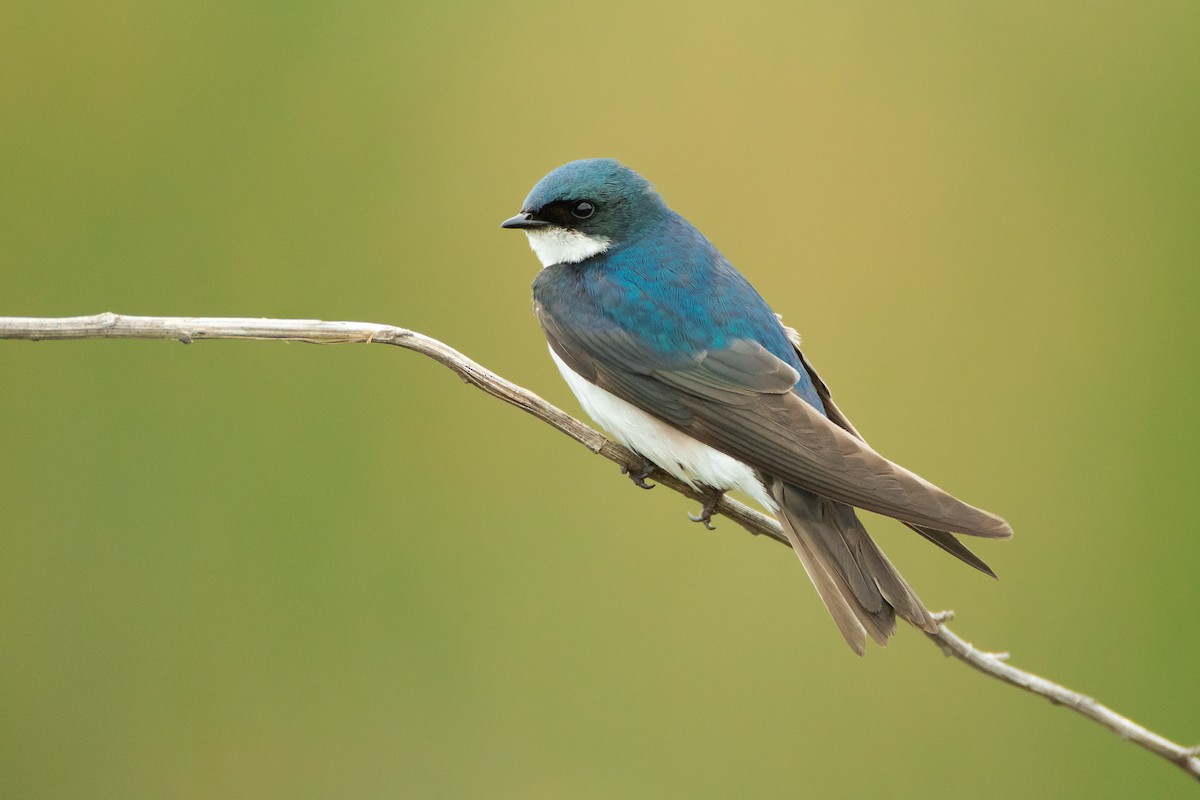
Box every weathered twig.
[2,312,1197,783]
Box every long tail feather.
[768,477,939,654]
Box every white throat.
[524,227,612,267]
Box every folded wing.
[538,304,1012,541]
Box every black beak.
[500,212,549,230]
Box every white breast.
[549,348,775,510]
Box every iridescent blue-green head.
[501,158,668,267]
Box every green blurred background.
[2,2,1198,797]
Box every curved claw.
[687,489,725,530]
[621,461,656,490]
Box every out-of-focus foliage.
[2,2,1198,797]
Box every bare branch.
[2,312,1197,783]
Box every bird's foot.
[621,458,656,490]
[688,489,724,530]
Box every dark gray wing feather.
[907,524,997,578]
[538,302,1012,540]
[795,346,1000,576]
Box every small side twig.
[1,312,1197,783]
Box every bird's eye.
[571,200,596,219]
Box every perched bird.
[501,158,1012,654]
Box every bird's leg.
[621,457,657,490]
[688,487,724,530]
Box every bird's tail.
[767,477,940,655]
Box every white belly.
[549,347,776,510]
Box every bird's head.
[501,158,666,267]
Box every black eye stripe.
[533,199,598,226]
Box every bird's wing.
[791,342,999,576]
[538,305,1012,540]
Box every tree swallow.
[502,158,1012,654]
